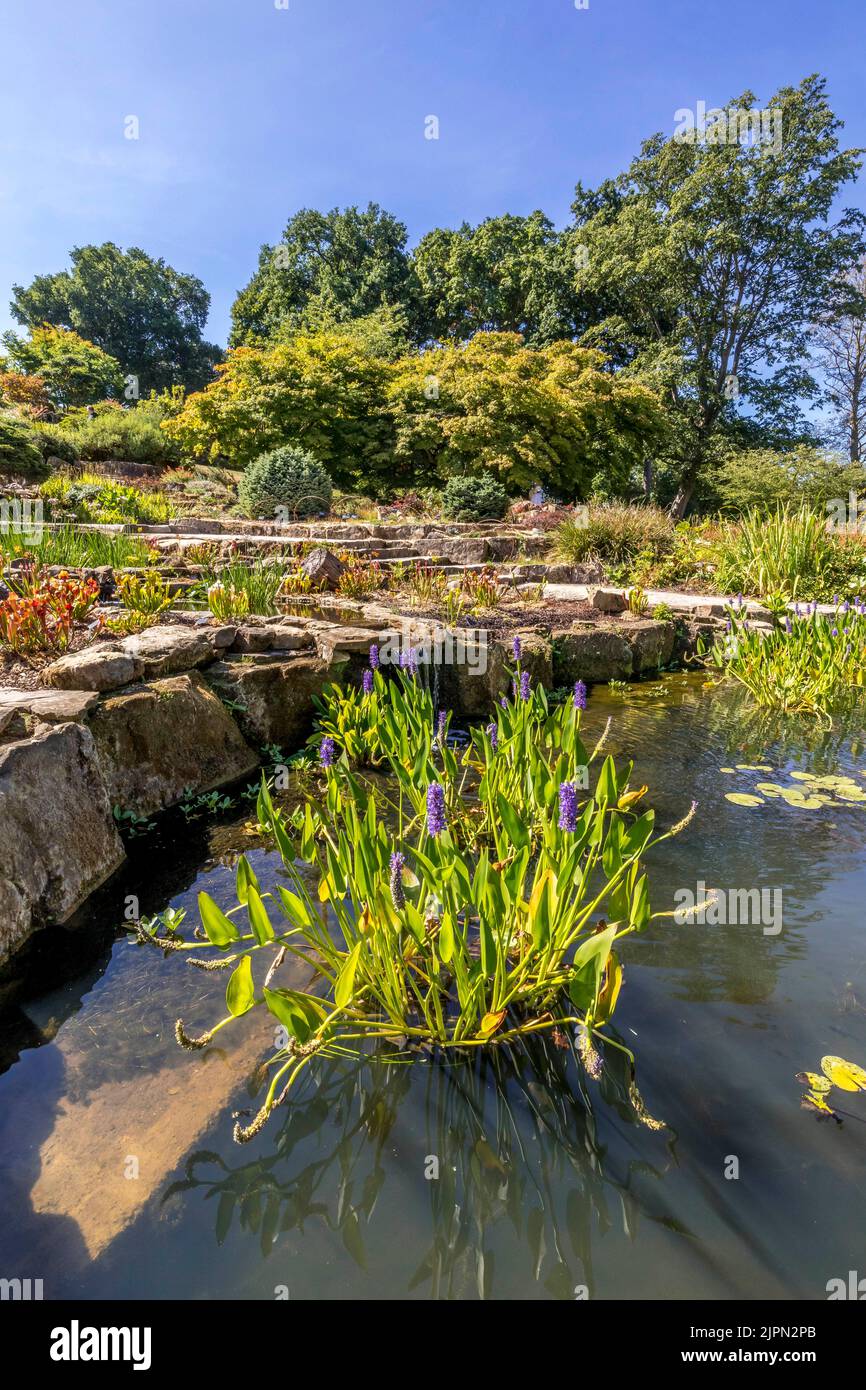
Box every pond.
[1,672,865,1300]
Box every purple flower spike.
[486,721,498,749]
[519,671,531,701]
[437,709,448,742]
[320,736,336,769]
[785,617,792,634]
[362,668,374,695]
[426,782,446,836]
[573,680,587,710]
[389,851,406,910]
[500,695,509,709]
[558,782,578,833]
[369,644,379,669]
[513,635,522,662]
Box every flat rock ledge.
[0,608,707,964]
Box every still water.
[2,673,865,1300]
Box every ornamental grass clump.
[152,654,695,1143]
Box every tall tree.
[10,243,223,395]
[1,325,122,408]
[412,212,579,345]
[230,204,418,347]
[813,257,866,461]
[570,75,864,516]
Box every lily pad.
[821,1056,866,1092]
[780,790,824,808]
[755,782,786,797]
[725,792,765,807]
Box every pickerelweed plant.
[711,597,866,719]
[149,650,695,1143]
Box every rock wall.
[0,607,707,964]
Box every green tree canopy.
[1,325,122,408]
[412,212,580,345]
[163,330,397,492]
[229,204,419,347]
[570,75,865,515]
[10,243,223,395]
[387,332,668,496]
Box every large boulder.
[87,671,259,817]
[0,723,125,962]
[624,618,676,674]
[553,623,634,684]
[120,623,217,678]
[206,655,346,749]
[302,548,345,591]
[42,644,143,692]
[0,688,100,724]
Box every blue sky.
[1,0,864,346]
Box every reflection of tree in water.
[164,1033,681,1299]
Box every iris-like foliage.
[159,664,693,1142]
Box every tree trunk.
[642,455,653,501]
[669,466,697,520]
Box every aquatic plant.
[796,1054,866,1120]
[712,599,866,718]
[156,662,694,1143]
[201,558,289,617]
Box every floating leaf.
[795,1071,832,1094]
[821,1056,866,1091]
[780,791,823,809]
[719,767,736,774]
[755,782,785,797]
[789,771,817,782]
[724,792,764,807]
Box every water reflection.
[163,1029,678,1300]
[2,671,866,1298]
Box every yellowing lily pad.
[821,1056,866,1091]
[719,767,737,774]
[756,782,786,796]
[780,791,824,808]
[725,792,765,807]
[796,1071,832,1094]
[790,771,817,781]
[736,764,772,771]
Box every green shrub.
[554,503,675,566]
[40,472,174,524]
[716,447,866,516]
[31,423,80,465]
[59,404,180,466]
[441,474,508,522]
[238,445,333,520]
[0,412,50,478]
